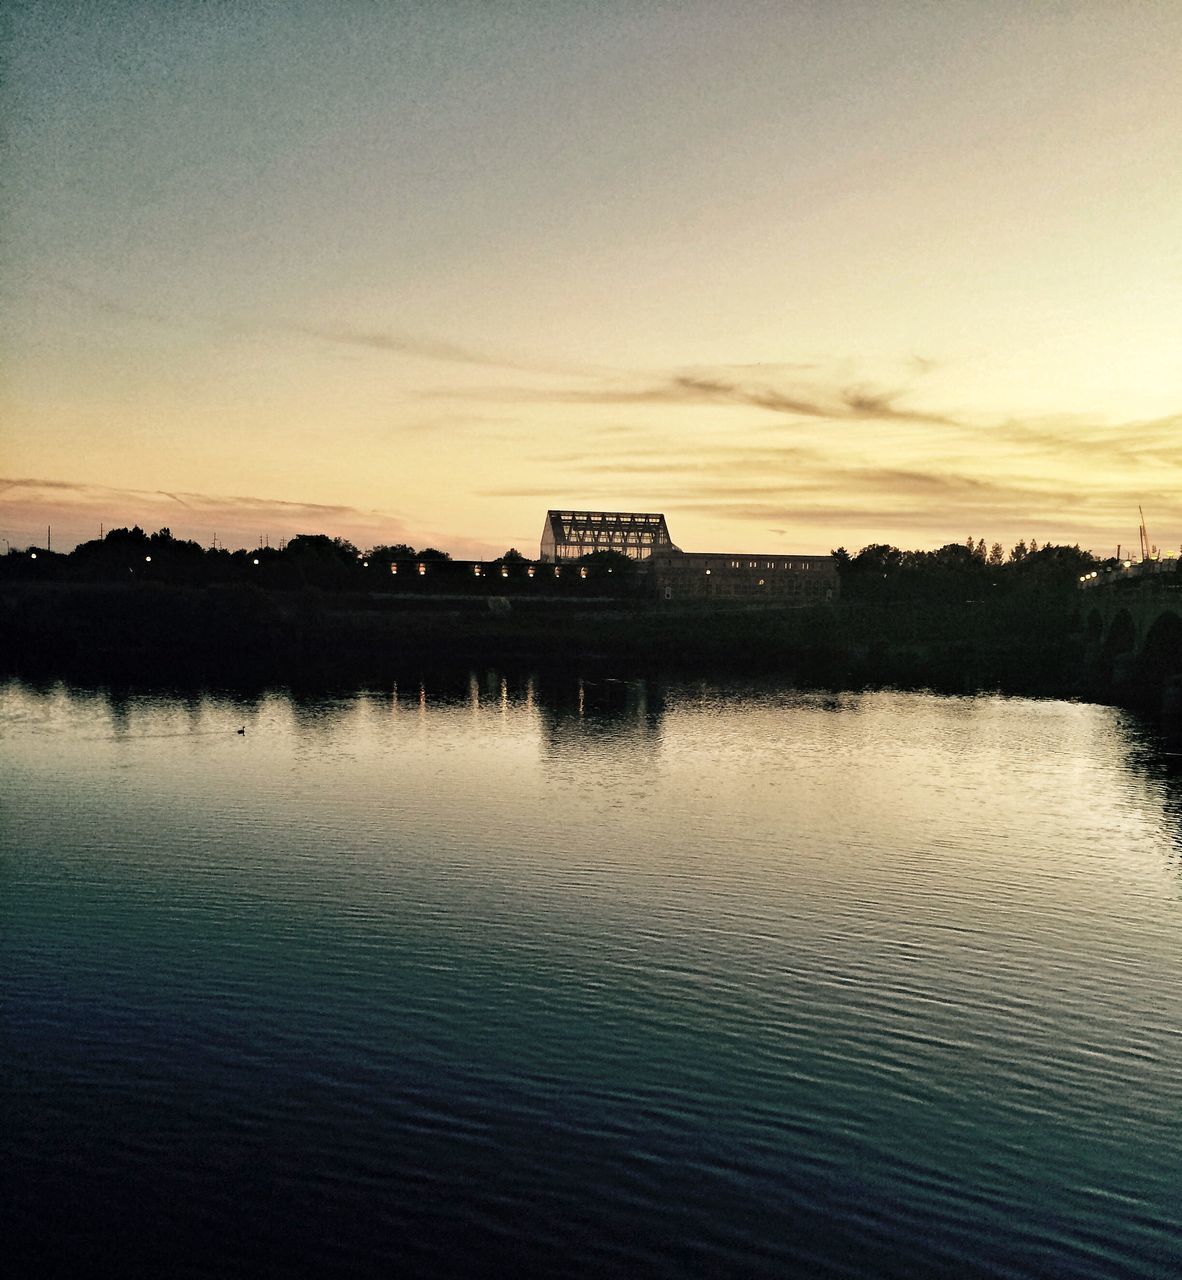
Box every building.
[648,550,838,603]
[538,508,838,602]
[539,510,676,562]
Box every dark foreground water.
[3,675,1180,1279]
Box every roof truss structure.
[541,510,676,560]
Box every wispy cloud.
[673,475,1182,526]
[989,414,1182,469]
[439,370,962,425]
[0,477,443,553]
[50,280,958,427]
[475,422,1182,551]
[291,323,598,378]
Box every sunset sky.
[4,1,1181,558]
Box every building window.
[473,564,482,576]
[390,563,398,575]
[417,563,426,576]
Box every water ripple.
[3,679,1180,1278]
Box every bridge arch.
[1101,609,1136,660]
[1139,610,1182,682]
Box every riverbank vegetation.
[3,528,1175,707]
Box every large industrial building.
[540,510,676,562]
[539,509,838,602]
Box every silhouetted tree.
[575,549,635,572]
[283,534,363,589]
[366,544,417,571]
[1008,543,1098,591]
[285,534,360,561]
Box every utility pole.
[47,525,51,552]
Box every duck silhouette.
[237,726,246,735]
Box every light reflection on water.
[2,675,1181,1279]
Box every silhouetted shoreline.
[0,578,1148,708]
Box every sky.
[3,0,1181,558]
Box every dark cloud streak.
[441,371,962,426]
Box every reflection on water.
[1120,714,1182,873]
[2,674,1181,1279]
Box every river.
[3,675,1180,1278]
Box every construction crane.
[1138,506,1159,561]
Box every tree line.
[0,526,603,589]
[830,537,1117,604]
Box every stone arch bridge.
[1081,578,1182,709]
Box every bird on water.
[237,726,245,735]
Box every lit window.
[527,566,535,578]
[579,566,587,578]
[390,563,398,575]
[473,564,482,575]
[758,578,765,586]
[417,563,426,575]
[501,566,509,577]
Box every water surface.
[3,676,1180,1277]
